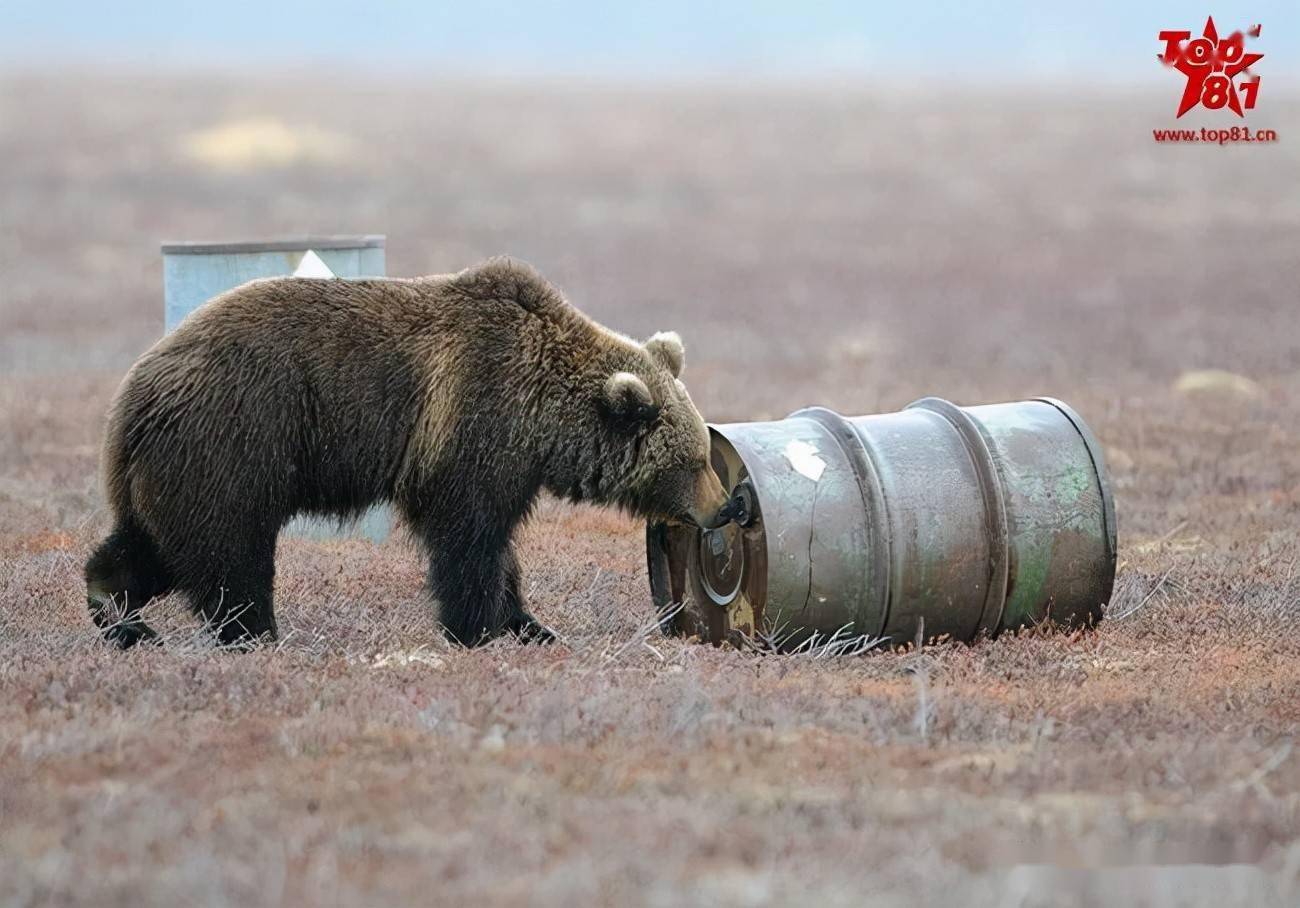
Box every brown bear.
[85,258,730,648]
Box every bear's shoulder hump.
[446,257,573,321]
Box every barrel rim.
[905,397,1012,639]
[1031,397,1119,601]
[161,235,386,255]
[705,421,812,636]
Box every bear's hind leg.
[180,534,278,649]
[85,518,172,649]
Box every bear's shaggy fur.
[85,258,729,647]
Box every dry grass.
[1,71,1298,906]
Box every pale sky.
[1,1,1295,82]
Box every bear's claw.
[506,614,558,645]
[102,621,161,649]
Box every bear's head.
[590,331,731,529]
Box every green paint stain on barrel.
[1002,540,1053,628]
[1062,465,1089,497]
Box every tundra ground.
[1,73,1297,906]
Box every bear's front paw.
[506,613,558,645]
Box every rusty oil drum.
[647,398,1117,648]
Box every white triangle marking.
[293,249,335,278]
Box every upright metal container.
[647,398,1117,648]
[161,236,391,543]
[162,236,386,331]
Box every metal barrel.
[647,397,1117,648]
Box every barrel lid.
[161,235,385,255]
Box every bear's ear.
[602,372,659,426]
[645,331,684,378]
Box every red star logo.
[1161,17,1263,118]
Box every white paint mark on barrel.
[784,439,826,481]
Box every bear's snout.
[690,468,732,529]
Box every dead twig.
[1110,566,1176,621]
